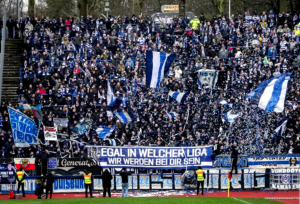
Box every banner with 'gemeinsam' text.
[87,146,213,169]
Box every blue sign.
[8,107,39,147]
[247,154,299,168]
[213,155,299,169]
[213,156,248,168]
[88,146,213,169]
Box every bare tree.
[179,0,186,17]
[28,0,35,17]
[87,0,97,15]
[77,0,87,17]
[211,0,225,14]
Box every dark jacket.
[231,145,238,159]
[35,183,45,196]
[120,170,131,183]
[101,169,113,188]
[40,151,49,161]
[44,172,55,188]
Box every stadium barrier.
[0,171,299,193]
[1,152,299,193]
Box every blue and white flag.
[197,69,219,88]
[167,112,179,119]
[73,118,93,135]
[17,104,32,115]
[108,139,117,146]
[219,99,229,106]
[115,111,133,124]
[8,107,39,147]
[275,118,287,136]
[96,126,115,139]
[146,51,176,88]
[246,73,290,113]
[168,91,188,104]
[224,110,240,123]
[107,81,116,106]
[73,123,89,135]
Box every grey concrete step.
[1,40,23,104]
[3,71,20,74]
[4,60,22,65]
[2,85,18,89]
[3,77,19,82]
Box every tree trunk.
[179,0,186,17]
[78,0,87,17]
[28,0,35,17]
[139,0,144,15]
[280,0,287,12]
[288,0,294,13]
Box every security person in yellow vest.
[16,167,26,197]
[84,169,93,198]
[190,16,200,30]
[195,166,205,195]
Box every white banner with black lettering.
[44,126,57,141]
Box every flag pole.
[228,179,230,197]
[228,171,231,198]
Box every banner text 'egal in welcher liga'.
[87,146,213,169]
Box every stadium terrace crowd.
[0,11,300,160]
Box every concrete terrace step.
[5,40,23,44]
[3,64,22,67]
[3,77,19,81]
[1,40,23,104]
[3,70,21,74]
[1,97,19,103]
[2,92,18,95]
[2,85,18,89]
[3,67,21,71]
[3,63,22,66]
[4,47,23,50]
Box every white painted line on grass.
[266,197,300,200]
[232,197,252,204]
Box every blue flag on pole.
[224,110,240,123]
[246,73,290,113]
[167,112,179,119]
[107,81,122,108]
[73,123,89,135]
[275,117,287,136]
[115,111,133,124]
[146,51,176,88]
[8,107,39,147]
[107,81,116,106]
[218,99,229,106]
[96,126,115,139]
[168,91,188,104]
[73,118,93,135]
